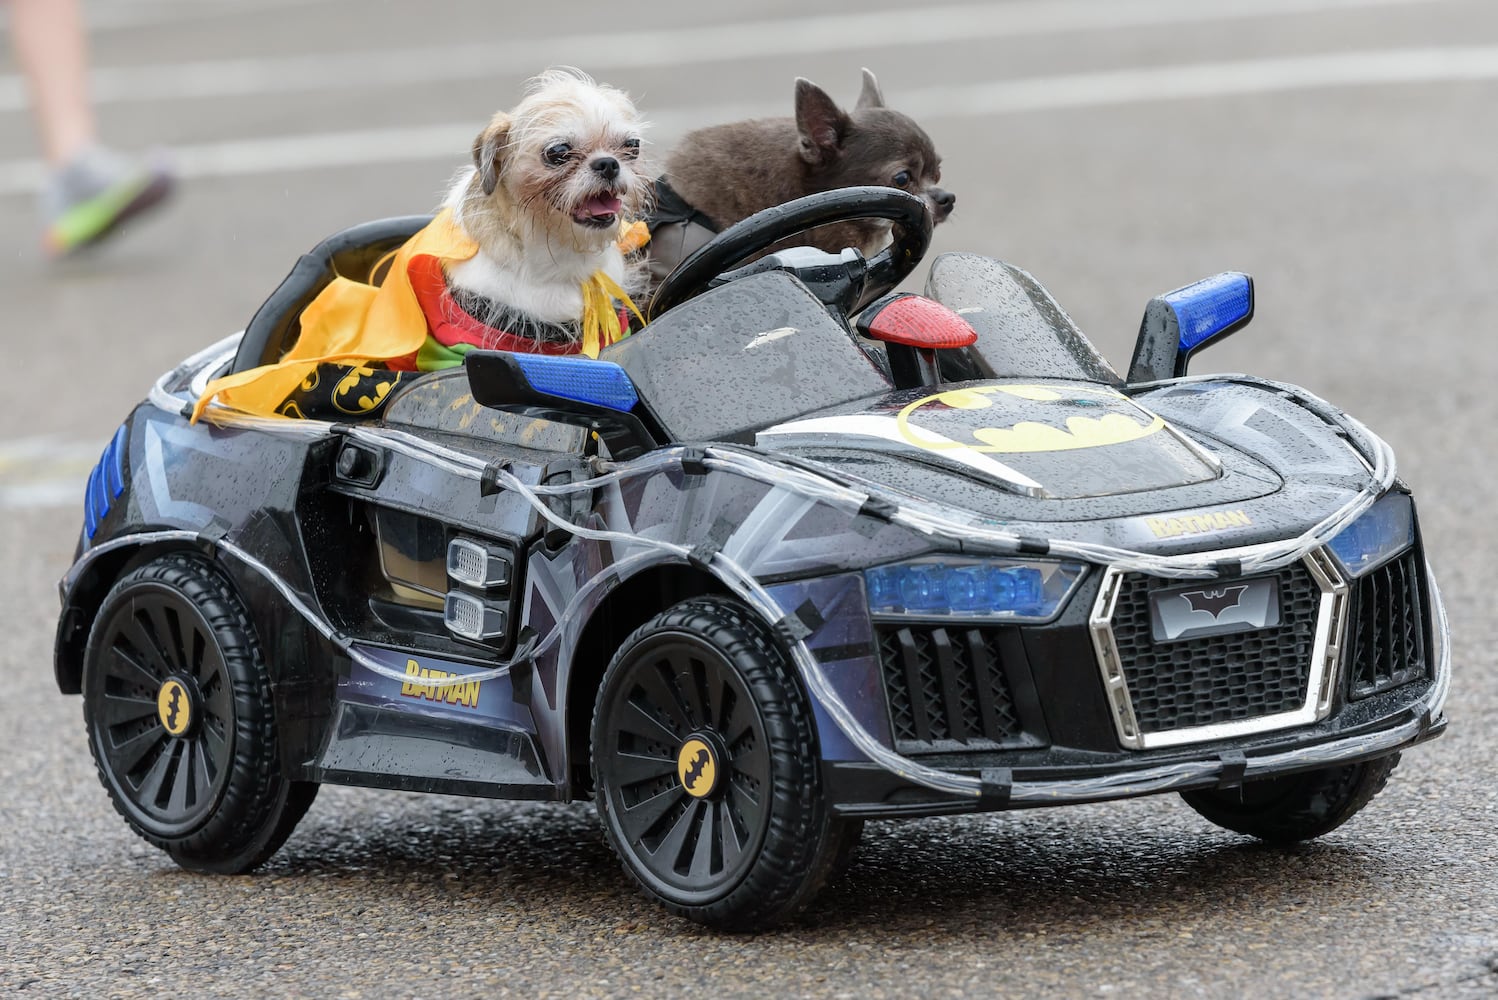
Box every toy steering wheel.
[647,186,934,319]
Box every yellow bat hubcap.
[676,737,718,799]
[157,679,192,736]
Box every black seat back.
[924,252,1121,385]
[232,215,433,374]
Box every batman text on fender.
[400,659,482,709]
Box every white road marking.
[2,45,1496,196]
[0,437,99,511]
[0,0,343,32]
[913,45,1498,116]
[0,0,1453,112]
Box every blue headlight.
[512,353,639,412]
[1327,493,1415,578]
[945,565,990,612]
[899,564,949,613]
[865,559,1084,621]
[1164,272,1252,352]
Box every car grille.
[1109,562,1323,735]
[1347,550,1429,698]
[876,624,1024,752]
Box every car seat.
[231,216,433,374]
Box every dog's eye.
[892,170,912,188]
[543,142,573,166]
[621,137,641,159]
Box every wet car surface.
[4,0,1498,994]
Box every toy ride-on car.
[55,187,1450,930]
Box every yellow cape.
[192,211,648,422]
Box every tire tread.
[83,552,315,873]
[1181,754,1401,844]
[592,596,857,930]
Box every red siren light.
[859,294,978,350]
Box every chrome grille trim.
[1091,551,1346,750]
[1088,569,1143,748]
[1304,547,1350,716]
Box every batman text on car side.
[56,188,1450,930]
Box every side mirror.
[1127,272,1254,384]
[465,350,658,457]
[856,292,977,389]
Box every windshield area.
[602,271,893,442]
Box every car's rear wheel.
[82,552,317,873]
[1180,754,1400,843]
[591,597,857,930]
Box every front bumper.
[800,541,1450,818]
[824,695,1444,818]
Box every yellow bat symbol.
[897,384,1165,454]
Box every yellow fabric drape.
[580,270,647,358]
[192,215,651,422]
[191,209,476,422]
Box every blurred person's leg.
[9,0,94,164]
[8,0,174,256]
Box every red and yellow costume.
[192,209,646,422]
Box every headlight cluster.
[865,558,1087,621]
[1327,492,1415,578]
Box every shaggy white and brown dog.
[440,68,650,352]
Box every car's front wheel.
[82,552,317,873]
[591,597,857,930]
[1180,754,1401,843]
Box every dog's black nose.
[932,188,956,210]
[591,156,620,180]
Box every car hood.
[760,381,1221,500]
[753,377,1377,553]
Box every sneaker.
[41,146,175,257]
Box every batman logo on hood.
[896,384,1165,454]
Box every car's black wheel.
[591,597,857,930]
[82,552,317,873]
[1180,754,1400,844]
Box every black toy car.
[55,188,1449,930]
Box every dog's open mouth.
[572,194,622,229]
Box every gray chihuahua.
[647,69,955,284]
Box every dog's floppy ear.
[795,78,850,166]
[856,68,885,110]
[472,112,512,196]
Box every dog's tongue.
[580,194,622,218]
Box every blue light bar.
[102,425,127,498]
[84,424,128,541]
[865,558,1085,621]
[1327,492,1415,578]
[1164,272,1252,352]
[511,354,639,413]
[84,464,103,538]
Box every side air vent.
[875,623,1026,753]
[1347,550,1429,699]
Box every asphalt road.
[3,0,1497,996]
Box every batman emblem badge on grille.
[1149,576,1281,642]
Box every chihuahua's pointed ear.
[472,112,512,196]
[856,68,885,110]
[795,78,850,166]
